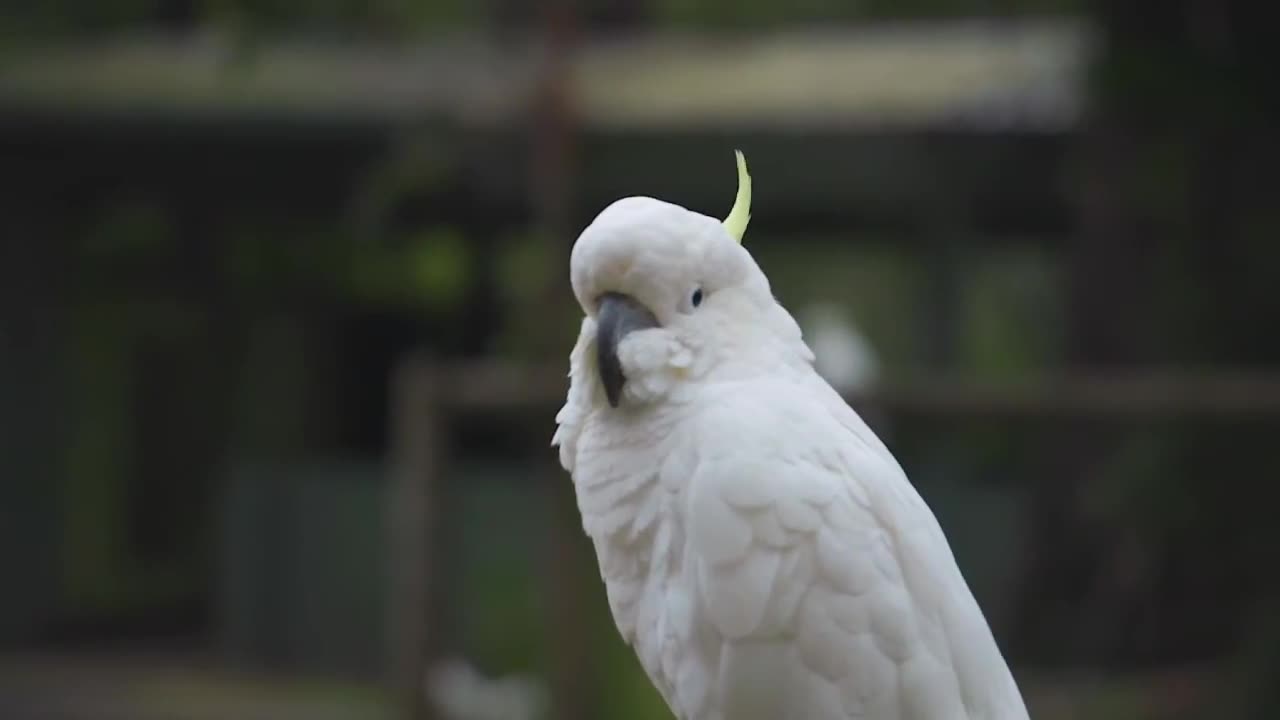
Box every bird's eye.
[691,288,704,308]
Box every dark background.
[1,1,1277,718]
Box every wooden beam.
[428,362,1280,418]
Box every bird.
[552,151,1029,720]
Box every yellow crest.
[722,150,752,244]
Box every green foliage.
[451,476,551,673]
[960,248,1062,379]
[61,303,201,615]
[446,465,674,719]
[58,203,203,615]
[80,200,174,262]
[344,228,472,308]
[220,217,468,310]
[594,641,671,720]
[490,230,575,361]
[62,306,133,609]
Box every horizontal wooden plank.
[0,22,1086,130]
[407,361,1280,418]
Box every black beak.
[596,292,659,408]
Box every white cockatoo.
[552,152,1029,720]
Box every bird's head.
[568,152,810,409]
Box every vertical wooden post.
[528,0,580,361]
[387,357,440,720]
[531,0,595,714]
[544,450,597,720]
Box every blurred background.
[1,0,1278,718]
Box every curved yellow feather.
[722,150,752,244]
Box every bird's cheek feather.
[616,329,673,377]
[615,330,694,402]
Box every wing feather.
[684,383,1028,720]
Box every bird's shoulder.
[681,376,931,633]
[678,376,1028,719]
[680,374,925,548]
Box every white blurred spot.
[425,657,549,720]
[800,303,880,393]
